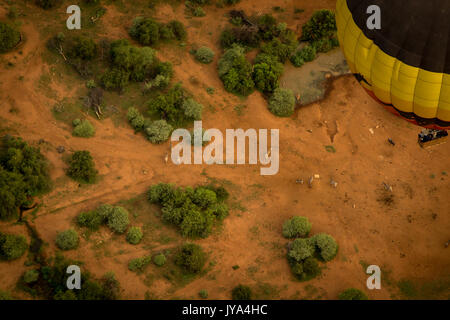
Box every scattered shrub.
[145,120,173,144]
[77,210,105,230]
[232,284,252,300]
[0,232,27,260]
[252,53,284,93]
[153,253,166,267]
[68,36,98,60]
[86,79,96,89]
[301,9,336,42]
[194,46,215,64]
[338,288,368,300]
[72,119,95,138]
[182,98,203,121]
[127,107,145,131]
[193,7,206,17]
[66,151,98,184]
[167,20,187,41]
[175,243,206,274]
[198,289,208,299]
[126,226,143,245]
[0,22,21,53]
[260,38,296,63]
[268,87,296,117]
[311,233,338,261]
[288,238,315,261]
[129,256,151,272]
[55,229,79,251]
[106,206,130,234]
[290,45,316,67]
[282,216,312,238]
[35,0,61,9]
[218,45,254,96]
[23,270,39,284]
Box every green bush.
[288,238,315,261]
[23,270,39,284]
[0,232,27,260]
[0,290,12,300]
[86,80,96,89]
[69,36,98,60]
[198,289,208,299]
[182,98,203,121]
[257,14,278,40]
[55,229,79,251]
[72,119,95,138]
[153,253,166,266]
[301,9,336,42]
[128,256,151,272]
[232,284,252,300]
[66,151,98,184]
[54,290,77,300]
[175,243,206,274]
[311,233,338,261]
[126,226,143,245]
[0,136,51,220]
[194,46,215,64]
[127,107,145,131]
[129,17,160,46]
[77,210,105,230]
[167,20,187,41]
[35,0,61,9]
[223,0,241,4]
[312,38,334,53]
[106,206,129,234]
[290,45,316,67]
[218,45,254,96]
[338,288,368,300]
[101,67,130,90]
[252,54,283,93]
[282,216,312,238]
[193,7,206,17]
[260,38,296,63]
[145,120,173,144]
[0,22,21,53]
[268,88,296,117]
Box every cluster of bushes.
[77,204,130,234]
[284,216,338,281]
[19,254,120,300]
[0,22,21,53]
[66,150,98,184]
[147,83,204,126]
[0,232,28,261]
[175,243,206,274]
[129,17,186,46]
[291,10,338,67]
[338,288,368,300]
[55,229,79,251]
[148,183,229,238]
[72,119,95,138]
[218,45,254,96]
[0,135,51,220]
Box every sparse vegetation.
[232,284,252,300]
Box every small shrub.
[66,151,98,184]
[72,119,95,138]
[55,229,79,251]
[106,207,130,234]
[101,68,130,90]
[128,256,151,272]
[127,107,145,131]
[77,210,104,230]
[194,46,215,64]
[301,9,336,42]
[260,38,296,63]
[232,284,252,300]
[288,238,315,261]
[193,7,206,17]
[175,243,206,274]
[0,22,21,53]
[126,226,143,245]
[182,98,203,120]
[145,120,173,144]
[252,54,284,93]
[153,253,166,266]
[0,233,27,261]
[338,288,368,300]
[69,36,98,60]
[218,45,254,96]
[0,290,12,300]
[311,233,338,261]
[167,20,187,41]
[198,289,208,299]
[86,80,96,89]
[290,45,316,67]
[129,17,160,46]
[282,216,312,238]
[268,88,296,117]
[23,270,39,284]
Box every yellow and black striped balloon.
[336,0,450,129]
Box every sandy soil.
[0,0,448,300]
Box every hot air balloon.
[336,0,450,133]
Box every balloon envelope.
[336,0,450,130]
